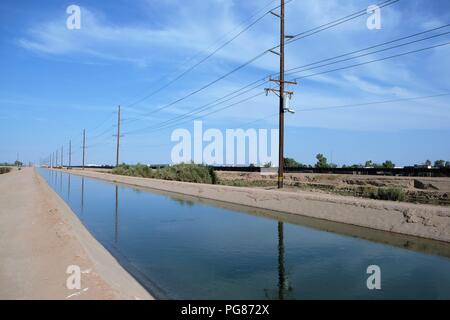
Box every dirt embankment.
[55,168,450,243]
[0,167,152,300]
[216,171,450,206]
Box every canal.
[39,169,450,299]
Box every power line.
[124,79,269,134]
[130,41,450,136]
[88,125,115,142]
[121,91,450,157]
[283,0,400,47]
[123,0,399,124]
[123,0,282,110]
[197,92,450,129]
[289,41,450,81]
[49,27,448,163]
[295,93,450,112]
[126,51,268,123]
[126,91,266,136]
[285,31,450,77]
[123,76,269,124]
[284,24,450,76]
[124,25,449,135]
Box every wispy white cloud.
[15,0,450,132]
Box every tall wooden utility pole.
[61,146,64,168]
[56,149,59,167]
[69,140,72,168]
[82,129,86,170]
[265,0,296,188]
[278,0,285,189]
[115,105,121,167]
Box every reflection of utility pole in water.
[59,172,62,191]
[67,175,71,199]
[264,221,292,300]
[81,177,85,220]
[278,221,286,300]
[114,185,119,244]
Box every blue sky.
[0,0,449,166]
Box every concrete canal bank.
[0,167,152,299]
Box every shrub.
[371,187,405,202]
[0,167,11,174]
[112,163,216,184]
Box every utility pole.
[69,140,72,168]
[265,0,296,189]
[51,152,54,168]
[278,0,285,189]
[61,146,64,168]
[115,105,122,167]
[56,149,59,167]
[82,129,86,170]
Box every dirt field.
[216,171,450,206]
[0,167,152,300]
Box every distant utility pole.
[61,146,64,168]
[56,149,59,167]
[82,129,86,170]
[115,105,122,167]
[52,152,54,168]
[265,0,296,189]
[69,140,72,168]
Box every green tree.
[366,161,383,168]
[315,154,328,168]
[264,162,272,168]
[434,160,446,168]
[446,161,450,168]
[365,160,373,168]
[382,160,395,169]
[284,157,306,168]
[14,160,23,167]
[424,160,432,166]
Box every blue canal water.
[39,169,450,299]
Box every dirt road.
[0,167,152,300]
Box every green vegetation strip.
[112,163,217,184]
